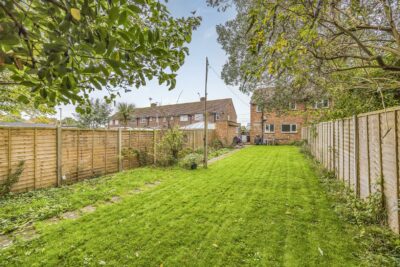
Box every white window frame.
[289,102,297,110]
[170,116,174,121]
[115,120,119,126]
[281,124,297,133]
[180,115,189,122]
[194,113,203,121]
[265,124,274,133]
[256,105,263,113]
[314,99,329,109]
[215,113,221,120]
[141,117,147,123]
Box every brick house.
[250,89,330,144]
[109,98,240,146]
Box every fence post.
[378,113,384,205]
[92,130,95,176]
[394,110,400,232]
[118,128,122,172]
[331,121,336,176]
[33,128,37,189]
[153,130,157,165]
[366,115,371,194]
[104,131,108,174]
[342,119,345,181]
[76,129,80,180]
[353,115,360,197]
[56,126,62,187]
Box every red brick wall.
[215,121,238,146]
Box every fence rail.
[0,127,215,193]
[301,106,400,233]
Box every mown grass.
[0,146,372,266]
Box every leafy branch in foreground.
[0,0,201,111]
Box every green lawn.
[1,146,364,266]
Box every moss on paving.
[0,146,364,266]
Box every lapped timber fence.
[0,127,215,193]
[301,106,400,233]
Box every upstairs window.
[289,102,297,110]
[281,124,297,133]
[194,113,203,121]
[265,124,274,133]
[141,118,147,123]
[314,99,330,109]
[256,105,263,112]
[180,115,189,122]
[215,113,221,120]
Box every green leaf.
[71,8,81,21]
[109,7,120,22]
[118,11,128,25]
[127,5,142,13]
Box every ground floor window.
[265,124,274,133]
[281,124,297,133]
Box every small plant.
[211,139,224,150]
[0,161,25,196]
[179,153,202,170]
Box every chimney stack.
[151,103,157,107]
[200,97,205,102]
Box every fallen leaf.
[318,247,324,256]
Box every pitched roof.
[113,98,234,119]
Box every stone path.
[0,180,163,250]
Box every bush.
[157,127,184,166]
[179,153,202,170]
[178,147,193,159]
[211,139,224,150]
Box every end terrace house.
[250,88,330,144]
[109,97,240,146]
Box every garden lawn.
[0,146,363,266]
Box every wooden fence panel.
[358,116,370,198]
[368,114,382,193]
[380,111,399,233]
[0,129,9,190]
[35,129,57,189]
[10,129,35,192]
[93,131,107,176]
[301,106,400,233]
[349,119,356,191]
[62,129,79,182]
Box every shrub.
[179,153,202,170]
[178,147,193,159]
[157,127,184,166]
[211,139,224,150]
[0,161,25,196]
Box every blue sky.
[57,0,251,125]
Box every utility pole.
[203,57,209,168]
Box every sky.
[57,0,251,125]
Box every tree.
[209,0,400,119]
[74,99,111,128]
[115,102,136,127]
[61,117,78,127]
[0,1,201,111]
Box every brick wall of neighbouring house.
[215,121,238,146]
[250,103,307,144]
